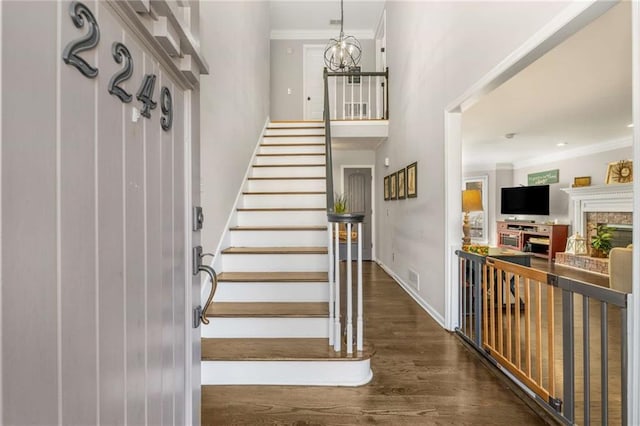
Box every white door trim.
[182,90,196,426]
[443,1,637,423]
[340,165,375,260]
[303,44,326,121]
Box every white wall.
[375,1,571,321]
[200,1,271,254]
[270,39,376,120]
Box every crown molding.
[270,29,374,40]
[512,136,633,169]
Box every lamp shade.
[462,189,483,213]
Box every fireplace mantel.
[561,183,633,236]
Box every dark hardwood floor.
[201,262,547,425]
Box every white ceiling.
[462,2,632,171]
[269,0,385,37]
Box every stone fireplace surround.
[557,183,633,275]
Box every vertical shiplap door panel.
[59,0,98,423]
[145,57,163,426]
[3,1,194,424]
[123,32,147,426]
[1,1,60,424]
[97,6,126,425]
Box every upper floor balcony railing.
[325,68,389,121]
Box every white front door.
[303,45,326,120]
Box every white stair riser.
[230,230,327,247]
[237,210,326,226]
[201,317,329,338]
[264,128,324,136]
[246,179,325,192]
[214,282,329,302]
[251,166,325,178]
[222,253,328,272]
[255,155,325,165]
[242,193,326,209]
[262,136,325,145]
[259,145,325,155]
[202,360,372,386]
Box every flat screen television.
[500,185,550,215]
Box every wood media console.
[497,221,569,263]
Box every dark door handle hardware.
[196,264,217,326]
[307,97,311,101]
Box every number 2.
[62,1,100,78]
[108,42,133,103]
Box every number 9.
[160,87,172,131]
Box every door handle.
[307,97,311,101]
[192,246,217,328]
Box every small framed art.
[384,175,390,200]
[606,160,633,184]
[397,168,406,199]
[407,162,417,198]
[390,172,397,200]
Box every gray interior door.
[344,168,372,260]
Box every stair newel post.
[346,222,354,354]
[328,221,334,346]
[357,222,363,352]
[333,222,341,352]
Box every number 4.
[136,74,157,118]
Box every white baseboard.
[375,259,446,329]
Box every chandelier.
[324,0,362,71]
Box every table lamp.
[462,189,483,245]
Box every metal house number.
[62,1,174,131]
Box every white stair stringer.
[203,121,372,387]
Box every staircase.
[201,121,373,386]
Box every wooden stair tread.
[257,153,325,157]
[242,191,325,195]
[266,126,324,130]
[206,302,328,318]
[202,338,374,361]
[252,164,325,168]
[221,246,328,254]
[263,134,325,138]
[247,176,325,180]
[270,120,323,123]
[237,207,325,211]
[217,271,328,282]
[260,143,325,147]
[230,226,326,231]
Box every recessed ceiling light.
[627,123,634,128]
[556,142,567,147]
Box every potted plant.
[334,193,347,214]
[591,224,613,258]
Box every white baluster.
[359,75,362,120]
[327,221,334,346]
[333,222,341,352]
[367,76,371,120]
[357,222,363,352]
[342,76,346,120]
[332,77,337,119]
[346,222,353,354]
[350,75,354,119]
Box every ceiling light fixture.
[627,123,634,128]
[324,0,361,71]
[557,142,567,147]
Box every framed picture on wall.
[397,168,406,199]
[407,162,417,198]
[390,172,397,200]
[464,175,488,244]
[384,175,390,200]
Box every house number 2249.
[62,1,173,131]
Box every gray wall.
[270,39,376,120]
[375,1,570,319]
[200,1,271,255]
[1,1,199,424]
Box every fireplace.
[558,183,633,274]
